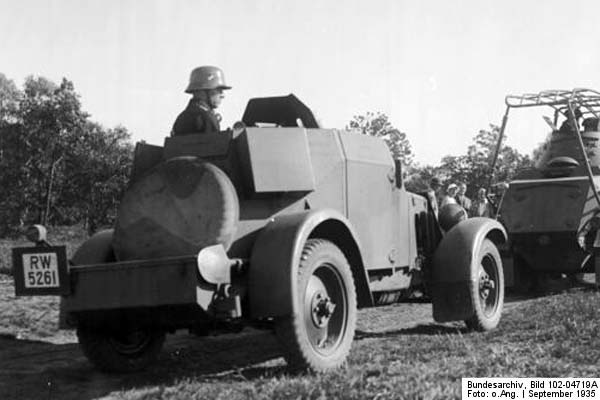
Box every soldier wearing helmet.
[172,66,232,136]
[559,107,582,134]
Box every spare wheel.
[113,157,239,261]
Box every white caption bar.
[462,378,599,399]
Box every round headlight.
[25,224,47,244]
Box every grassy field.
[1,274,598,399]
[1,230,599,399]
[97,290,599,400]
[0,274,75,343]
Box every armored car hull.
[12,95,506,373]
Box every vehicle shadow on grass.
[0,329,286,400]
[355,323,468,340]
[505,281,598,303]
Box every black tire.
[275,239,357,372]
[77,327,165,373]
[465,239,504,331]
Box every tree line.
[0,73,533,237]
[0,74,132,236]
[348,112,533,196]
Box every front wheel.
[275,239,357,372]
[77,326,165,373]
[465,239,504,331]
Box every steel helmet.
[185,66,232,93]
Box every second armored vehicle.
[492,89,600,290]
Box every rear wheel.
[275,239,357,372]
[465,239,504,331]
[77,327,165,373]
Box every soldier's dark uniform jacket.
[172,99,221,136]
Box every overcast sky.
[2,0,600,165]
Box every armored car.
[13,95,506,372]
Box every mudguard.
[60,229,115,328]
[431,217,506,322]
[248,209,371,318]
[71,229,115,265]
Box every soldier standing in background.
[440,183,458,208]
[470,187,493,217]
[426,177,442,217]
[455,183,472,215]
[558,107,582,134]
[172,66,232,136]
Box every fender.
[60,229,115,328]
[248,209,371,319]
[71,229,115,265]
[431,217,506,322]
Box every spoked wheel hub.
[478,269,496,301]
[477,254,500,318]
[303,264,348,355]
[310,291,337,328]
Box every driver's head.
[185,66,231,109]
[193,88,225,109]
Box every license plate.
[13,246,69,295]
